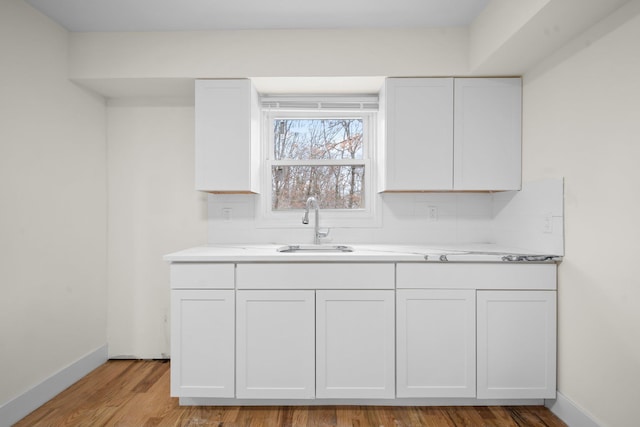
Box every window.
[272,118,364,210]
[260,97,379,227]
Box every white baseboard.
[546,392,603,427]
[180,396,545,406]
[0,344,108,427]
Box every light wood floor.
[15,360,567,427]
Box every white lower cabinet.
[476,290,557,399]
[236,290,315,399]
[235,289,395,400]
[170,289,235,398]
[169,261,557,404]
[316,290,395,399]
[396,289,476,398]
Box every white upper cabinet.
[195,79,260,193]
[380,77,521,192]
[454,78,522,191]
[379,78,454,191]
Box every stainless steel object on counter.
[422,251,561,262]
[501,254,559,262]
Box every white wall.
[523,5,640,426]
[492,179,564,255]
[206,192,495,245]
[0,0,107,407]
[107,98,208,358]
[69,28,470,81]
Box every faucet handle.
[317,228,330,239]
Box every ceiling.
[25,0,490,32]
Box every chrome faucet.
[302,196,329,244]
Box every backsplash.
[493,178,564,255]
[207,178,564,255]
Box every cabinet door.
[316,290,395,398]
[477,290,556,399]
[195,79,260,193]
[382,78,454,191]
[454,78,522,191]
[397,289,476,398]
[236,290,315,399]
[170,290,234,397]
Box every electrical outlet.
[427,206,438,222]
[222,207,233,222]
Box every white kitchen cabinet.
[379,77,521,192]
[168,257,557,405]
[195,79,260,193]
[170,263,235,289]
[396,289,476,398]
[316,290,395,399]
[236,290,315,399]
[236,262,395,290]
[477,290,557,399]
[379,78,454,191]
[170,289,235,398]
[454,78,522,191]
[396,263,557,291]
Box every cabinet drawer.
[170,263,234,289]
[237,263,395,290]
[396,263,556,290]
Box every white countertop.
[164,244,562,263]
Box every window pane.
[272,165,364,210]
[274,119,363,161]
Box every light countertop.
[164,244,562,263]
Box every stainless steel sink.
[277,244,354,253]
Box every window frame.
[257,108,380,229]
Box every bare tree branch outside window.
[272,119,364,210]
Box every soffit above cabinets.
[59,1,635,98]
[25,0,489,32]
[78,77,387,100]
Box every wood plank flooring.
[14,360,567,427]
